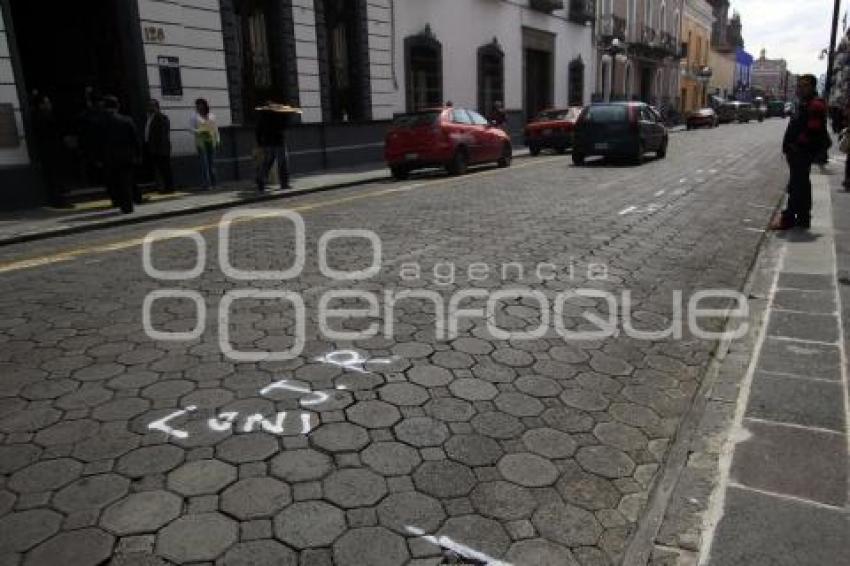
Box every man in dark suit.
[145,99,174,193]
[101,96,141,214]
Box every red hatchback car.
[524,107,582,155]
[385,107,513,179]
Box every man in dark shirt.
[101,96,141,214]
[255,104,291,193]
[773,75,830,230]
[145,100,174,193]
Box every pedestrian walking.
[255,103,293,193]
[77,87,108,188]
[771,75,830,230]
[31,94,69,208]
[101,95,141,214]
[843,99,850,190]
[145,100,174,194]
[190,98,219,190]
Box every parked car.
[572,102,669,165]
[686,107,719,129]
[784,102,794,116]
[524,107,582,155]
[384,107,513,179]
[719,101,762,124]
[766,100,787,118]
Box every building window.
[568,57,585,106]
[478,40,504,118]
[317,0,371,122]
[645,0,653,31]
[405,27,443,111]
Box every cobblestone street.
[0,121,791,566]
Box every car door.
[642,107,662,150]
[468,110,500,161]
[450,109,480,162]
[638,106,655,150]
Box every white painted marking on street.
[655,190,666,197]
[743,416,844,436]
[696,169,704,174]
[619,206,638,216]
[727,482,845,511]
[709,169,718,174]
[747,203,775,209]
[679,178,688,183]
[405,526,512,566]
[757,369,839,384]
[744,228,765,233]
[768,335,839,347]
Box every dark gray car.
[572,102,669,165]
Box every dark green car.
[766,100,787,118]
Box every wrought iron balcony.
[529,0,564,13]
[640,25,657,47]
[567,0,595,24]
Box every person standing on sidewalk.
[145,100,174,194]
[772,75,830,230]
[190,98,219,190]
[255,103,291,193]
[31,94,69,208]
[101,96,141,215]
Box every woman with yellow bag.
[189,98,220,190]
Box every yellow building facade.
[680,0,714,114]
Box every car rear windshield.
[586,106,628,123]
[392,112,441,128]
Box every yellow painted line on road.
[0,156,562,275]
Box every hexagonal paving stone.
[394,417,449,447]
[439,515,511,557]
[505,538,579,566]
[593,422,649,452]
[377,492,446,534]
[498,453,559,487]
[100,490,182,535]
[219,540,298,566]
[514,376,562,398]
[559,387,610,412]
[589,353,633,376]
[116,444,185,478]
[413,461,476,498]
[451,337,493,355]
[425,398,475,422]
[470,481,537,521]
[444,434,503,466]
[270,448,333,482]
[392,342,434,359]
[275,501,346,548]
[33,419,99,446]
[8,458,82,493]
[216,433,280,463]
[333,527,409,566]
[361,442,422,476]
[541,407,595,433]
[72,430,141,462]
[310,422,370,453]
[556,465,622,511]
[324,468,387,508]
[491,348,535,368]
[521,428,577,459]
[53,474,130,513]
[346,400,402,429]
[0,509,62,553]
[221,477,292,520]
[156,512,238,563]
[494,392,544,417]
[0,444,42,475]
[408,364,453,387]
[91,398,151,421]
[532,500,602,546]
[449,378,499,401]
[23,527,114,566]
[471,412,523,439]
[378,383,429,406]
[575,446,636,479]
[167,459,237,496]
[0,407,61,433]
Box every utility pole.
[825,0,841,100]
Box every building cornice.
[684,0,715,28]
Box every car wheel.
[390,166,410,180]
[686,124,693,130]
[572,152,585,166]
[529,144,541,156]
[447,148,468,176]
[556,145,567,154]
[497,143,512,168]
[657,137,668,159]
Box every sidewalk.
[694,160,849,566]
[0,164,392,246]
